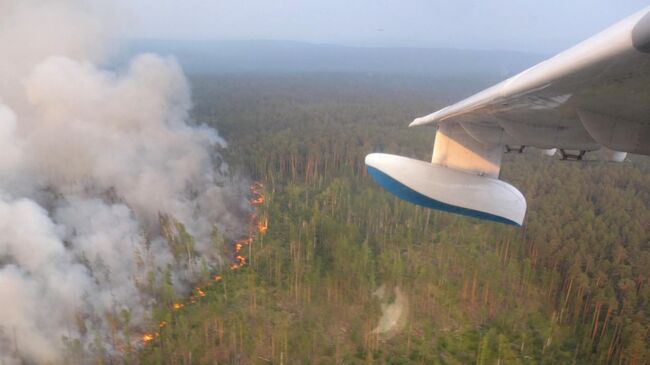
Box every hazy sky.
[117,1,649,53]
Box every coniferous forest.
[138,73,650,364]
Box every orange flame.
[230,182,264,270]
[141,182,267,347]
[249,196,264,205]
[249,183,265,205]
[142,333,157,343]
[257,216,268,234]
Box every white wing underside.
[411,6,650,156]
[366,6,650,226]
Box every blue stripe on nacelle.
[367,166,521,226]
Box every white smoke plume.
[0,1,246,363]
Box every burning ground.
[0,1,248,363]
[139,182,268,347]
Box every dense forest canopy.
[137,73,649,364]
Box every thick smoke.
[0,1,246,363]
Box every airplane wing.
[366,6,650,226]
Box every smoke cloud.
[0,1,246,363]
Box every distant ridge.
[117,39,546,76]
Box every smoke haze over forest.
[119,39,545,77]
[2,1,649,364]
[0,1,246,363]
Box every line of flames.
[140,182,267,345]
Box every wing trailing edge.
[410,6,650,129]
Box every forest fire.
[138,182,267,346]
[230,182,267,270]
[142,333,157,344]
[249,182,265,205]
[257,216,268,234]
